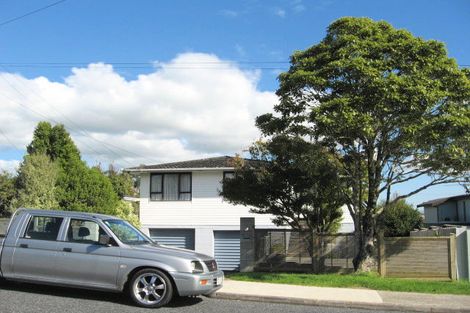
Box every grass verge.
[226,272,470,295]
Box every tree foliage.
[221,136,346,270]
[106,164,136,198]
[222,136,344,234]
[114,200,140,227]
[19,122,120,216]
[256,17,470,271]
[14,154,60,210]
[378,200,423,237]
[55,159,119,214]
[0,171,15,217]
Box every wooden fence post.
[378,232,386,277]
[449,234,457,280]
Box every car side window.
[67,219,107,244]
[24,216,64,241]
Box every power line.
[0,71,157,166]
[0,69,161,164]
[0,0,67,28]
[0,62,468,70]
[0,81,123,166]
[0,128,20,150]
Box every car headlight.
[191,261,204,273]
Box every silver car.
[0,209,224,308]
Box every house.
[126,156,354,271]
[418,194,470,226]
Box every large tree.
[25,122,119,215]
[257,17,470,271]
[221,135,345,271]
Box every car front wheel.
[129,268,173,308]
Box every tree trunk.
[305,232,325,273]
[352,221,376,271]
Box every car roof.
[16,208,118,220]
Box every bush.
[378,200,423,237]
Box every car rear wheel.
[129,268,173,308]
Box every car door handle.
[63,248,72,252]
[19,244,28,248]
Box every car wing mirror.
[99,234,111,246]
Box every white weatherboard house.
[127,156,354,271]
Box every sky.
[0,0,468,206]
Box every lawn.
[227,272,470,295]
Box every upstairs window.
[150,173,192,201]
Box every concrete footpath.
[214,279,470,313]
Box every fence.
[0,218,10,235]
[250,230,455,279]
[378,236,456,280]
[253,230,359,273]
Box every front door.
[12,215,63,281]
[54,218,121,289]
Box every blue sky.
[0,0,468,206]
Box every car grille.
[204,260,218,272]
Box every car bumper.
[171,270,224,296]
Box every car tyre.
[129,268,173,308]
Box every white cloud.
[0,160,20,174]
[219,9,238,17]
[0,53,277,169]
[274,8,286,18]
[291,0,306,13]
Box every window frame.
[150,172,192,201]
[65,218,111,245]
[23,215,64,242]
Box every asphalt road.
[0,280,397,313]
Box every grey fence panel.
[254,230,356,273]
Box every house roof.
[125,156,262,172]
[417,194,470,207]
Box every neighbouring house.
[418,194,470,226]
[126,156,354,271]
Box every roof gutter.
[124,167,235,173]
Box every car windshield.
[103,219,153,245]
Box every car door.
[12,214,64,281]
[54,218,121,289]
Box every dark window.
[223,171,235,180]
[150,173,192,201]
[222,171,235,198]
[24,216,63,241]
[66,219,107,244]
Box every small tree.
[221,135,345,271]
[0,171,15,216]
[378,200,423,237]
[14,154,59,210]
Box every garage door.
[149,229,195,250]
[214,231,240,272]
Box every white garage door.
[214,231,240,272]
[149,229,195,250]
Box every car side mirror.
[99,234,111,246]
